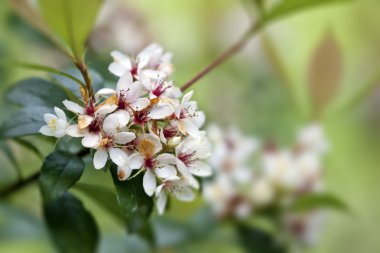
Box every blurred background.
[0,0,380,252]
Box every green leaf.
[40,150,85,201]
[237,223,286,253]
[261,0,352,25]
[7,78,68,108]
[0,140,22,179]
[0,106,52,138]
[74,183,124,221]
[39,0,103,58]
[44,192,99,253]
[13,137,44,159]
[290,193,349,212]
[110,165,153,233]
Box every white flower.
[155,177,195,215]
[175,135,212,181]
[117,134,177,196]
[175,91,205,137]
[108,43,173,78]
[39,107,68,138]
[132,99,175,125]
[250,178,274,207]
[139,72,181,99]
[92,113,136,170]
[97,72,150,113]
[64,100,117,148]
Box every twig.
[181,23,261,91]
[0,171,40,198]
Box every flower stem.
[75,60,95,102]
[180,23,261,91]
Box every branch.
[181,23,261,91]
[0,171,40,198]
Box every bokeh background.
[0,0,379,252]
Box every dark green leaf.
[40,150,85,201]
[290,193,349,212]
[0,140,22,178]
[237,223,286,253]
[74,183,124,221]
[39,0,103,58]
[7,78,68,108]
[110,165,153,233]
[13,137,44,159]
[44,193,99,253]
[261,0,352,25]
[0,106,51,138]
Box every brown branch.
[0,171,40,198]
[181,23,261,91]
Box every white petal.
[128,153,144,169]
[78,115,93,129]
[44,113,56,124]
[193,111,205,128]
[172,185,195,202]
[93,149,108,170]
[148,103,174,119]
[103,114,121,134]
[155,165,177,179]
[117,72,134,92]
[66,124,85,137]
[111,50,132,69]
[54,129,66,138]
[63,100,85,114]
[176,159,191,177]
[109,148,128,166]
[108,62,127,77]
[54,107,67,121]
[95,105,117,117]
[155,184,164,197]
[182,118,201,137]
[82,133,101,148]
[181,91,193,104]
[190,161,212,177]
[143,170,157,196]
[156,153,177,165]
[39,125,54,136]
[156,191,167,215]
[130,98,150,111]
[114,110,130,127]
[97,88,116,95]
[117,166,133,180]
[114,132,136,144]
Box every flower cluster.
[40,43,212,215]
[204,124,328,245]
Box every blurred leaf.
[308,32,342,118]
[40,150,85,201]
[51,68,104,98]
[237,223,286,253]
[74,183,124,221]
[0,106,52,138]
[261,0,352,25]
[44,193,99,253]
[39,0,103,58]
[290,193,349,212]
[110,165,153,233]
[13,137,44,159]
[0,140,22,178]
[56,136,86,155]
[7,78,68,108]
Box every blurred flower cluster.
[39,44,211,215]
[204,124,329,245]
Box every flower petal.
[82,133,101,148]
[63,100,85,114]
[172,185,195,202]
[156,191,167,215]
[78,115,93,129]
[44,113,56,124]
[109,148,128,166]
[39,125,54,136]
[66,124,85,137]
[156,153,177,165]
[143,170,157,196]
[117,166,132,181]
[54,107,67,121]
[130,98,150,111]
[190,161,212,177]
[114,132,136,144]
[117,72,133,92]
[93,149,108,169]
[128,153,144,169]
[95,104,117,117]
[97,88,117,96]
[148,103,174,119]
[155,165,177,179]
[109,62,127,77]
[176,159,191,177]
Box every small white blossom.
[39,107,68,138]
